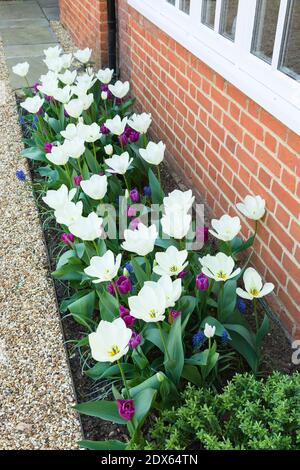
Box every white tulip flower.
[199,252,241,282]
[96,68,114,84]
[89,318,132,363]
[163,189,195,214]
[84,250,122,283]
[101,91,108,100]
[63,137,85,159]
[37,76,59,97]
[55,201,83,226]
[105,152,133,175]
[46,144,69,166]
[80,174,108,200]
[53,85,72,104]
[60,123,79,140]
[128,282,167,323]
[139,141,165,166]
[64,98,84,118]
[20,95,44,114]
[161,209,191,240]
[122,223,158,256]
[74,73,97,92]
[44,56,64,73]
[79,122,101,143]
[155,276,182,308]
[44,45,62,59]
[128,113,152,134]
[209,214,241,242]
[236,268,274,300]
[42,184,76,210]
[153,245,188,277]
[61,53,73,69]
[236,195,266,221]
[74,48,92,64]
[12,62,29,77]
[58,69,77,85]
[104,144,113,156]
[108,80,130,99]
[69,212,103,241]
[105,115,128,136]
[79,93,94,111]
[204,323,216,339]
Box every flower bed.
[13,46,298,450]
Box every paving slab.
[38,0,58,7]
[42,6,59,21]
[7,56,48,88]
[0,18,49,29]
[4,42,57,58]
[1,25,57,46]
[0,2,44,20]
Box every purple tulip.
[130,218,141,230]
[118,133,128,146]
[116,275,132,295]
[168,309,181,324]
[44,142,53,153]
[73,175,83,186]
[196,226,209,243]
[116,399,135,421]
[127,205,137,218]
[129,130,140,143]
[60,233,75,245]
[196,273,209,291]
[177,270,188,279]
[107,282,115,296]
[116,98,122,105]
[32,82,40,93]
[100,124,110,134]
[130,188,140,203]
[44,95,53,102]
[37,107,44,115]
[101,84,109,92]
[120,305,135,327]
[128,331,142,349]
[64,109,69,117]
[98,171,105,176]
[124,126,132,137]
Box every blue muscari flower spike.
[16,169,26,181]
[192,330,205,348]
[19,116,25,125]
[221,330,230,344]
[124,262,133,274]
[237,298,247,315]
[143,185,151,197]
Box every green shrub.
[134,372,300,450]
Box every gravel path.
[0,34,82,449]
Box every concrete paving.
[0,0,60,89]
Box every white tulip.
[65,98,84,118]
[61,53,73,69]
[42,184,76,210]
[63,137,85,159]
[84,250,122,283]
[236,268,274,300]
[74,48,92,64]
[12,62,29,77]
[161,209,191,240]
[80,174,108,200]
[53,85,72,104]
[44,56,64,73]
[79,93,94,111]
[69,212,103,241]
[236,195,266,221]
[46,144,69,166]
[79,122,101,143]
[75,73,97,92]
[101,91,108,100]
[128,282,166,323]
[96,68,114,84]
[55,201,83,226]
[199,252,241,282]
[105,115,128,136]
[155,276,182,308]
[128,113,152,134]
[204,323,216,339]
[163,189,194,213]
[89,318,132,363]
[209,214,241,242]
[153,245,188,277]
[108,80,130,99]
[104,144,113,156]
[58,69,77,85]
[44,45,62,59]
[122,223,158,256]
[37,75,59,97]
[60,123,78,140]
[139,141,165,165]
[105,152,133,175]
[20,95,44,114]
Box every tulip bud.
[156,372,165,383]
[100,123,110,134]
[130,217,141,230]
[168,309,181,324]
[196,273,209,291]
[44,142,53,153]
[118,133,128,146]
[123,267,130,278]
[116,275,132,294]
[177,270,188,279]
[128,331,142,349]
[129,130,140,143]
[124,189,129,199]
[130,188,140,203]
[104,144,113,155]
[101,91,108,100]
[127,205,137,217]
[73,175,83,186]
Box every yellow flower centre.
[249,287,259,297]
[216,270,228,280]
[149,308,157,319]
[169,265,178,273]
[108,344,120,357]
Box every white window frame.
[128,0,300,135]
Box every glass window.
[179,0,190,14]
[167,0,176,5]
[219,0,239,41]
[251,0,281,64]
[202,0,217,29]
[279,0,300,80]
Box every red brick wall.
[59,0,108,67]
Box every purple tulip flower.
[116,399,135,421]
[130,188,140,203]
[128,331,142,349]
[116,275,132,295]
[120,305,135,327]
[196,273,209,291]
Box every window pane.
[219,0,239,41]
[251,0,281,64]
[179,0,190,14]
[279,0,300,80]
[167,0,176,5]
[202,0,217,29]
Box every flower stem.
[64,164,72,187]
[92,142,97,160]
[253,298,259,333]
[111,279,119,303]
[123,174,130,191]
[92,240,99,255]
[157,164,161,185]
[144,255,151,278]
[157,322,171,362]
[117,360,130,398]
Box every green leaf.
[132,347,149,370]
[129,372,167,397]
[131,256,148,285]
[84,147,101,173]
[181,364,203,387]
[78,440,127,450]
[68,291,96,325]
[148,168,164,204]
[48,117,62,134]
[143,324,164,352]
[52,264,83,281]
[56,249,76,270]
[21,146,46,162]
[225,324,257,371]
[185,350,209,366]
[133,388,157,428]
[218,280,237,322]
[86,362,135,380]
[75,400,127,424]
[98,290,119,321]
[256,314,270,350]
[165,316,184,385]
[176,295,197,331]
[232,235,255,254]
